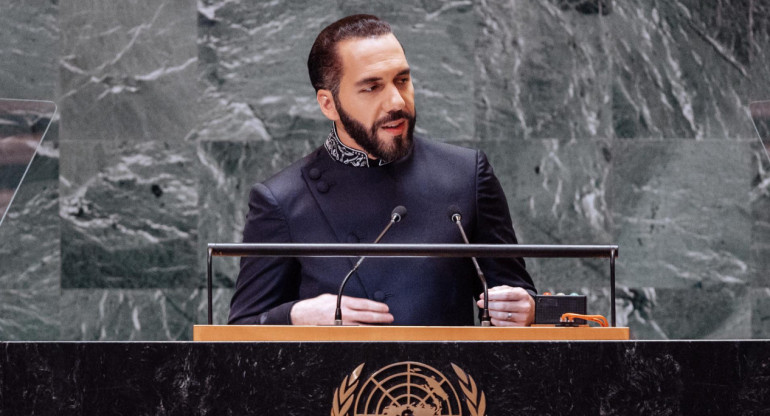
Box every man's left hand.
[477,285,535,326]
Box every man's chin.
[375,132,404,148]
[376,136,412,161]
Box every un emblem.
[331,361,486,416]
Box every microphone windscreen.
[447,205,462,222]
[391,205,407,222]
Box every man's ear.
[316,89,339,121]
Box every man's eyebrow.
[354,68,411,87]
[355,76,382,87]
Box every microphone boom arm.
[334,207,406,325]
[451,214,491,327]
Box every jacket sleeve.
[472,150,537,296]
[228,183,301,325]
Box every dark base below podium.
[2,341,769,415]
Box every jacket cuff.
[258,300,300,325]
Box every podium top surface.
[193,325,630,342]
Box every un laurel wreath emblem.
[331,361,486,416]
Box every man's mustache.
[373,110,414,130]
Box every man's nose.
[383,83,406,112]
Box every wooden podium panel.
[193,325,629,341]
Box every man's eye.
[361,85,380,93]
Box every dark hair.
[307,14,392,94]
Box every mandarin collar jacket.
[228,135,535,325]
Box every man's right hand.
[289,293,394,325]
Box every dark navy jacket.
[228,135,535,325]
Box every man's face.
[331,33,416,161]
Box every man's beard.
[334,96,416,162]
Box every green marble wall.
[1,0,768,340]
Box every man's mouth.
[380,119,406,134]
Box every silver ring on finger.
[506,312,512,320]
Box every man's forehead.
[337,34,409,80]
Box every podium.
[193,324,630,341]
[191,243,637,414]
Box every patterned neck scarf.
[323,123,391,168]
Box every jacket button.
[316,181,329,193]
[373,291,386,302]
[308,168,321,180]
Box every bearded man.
[228,14,536,326]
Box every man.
[228,14,536,326]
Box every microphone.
[448,205,491,327]
[334,205,407,325]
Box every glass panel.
[750,101,770,164]
[0,99,56,228]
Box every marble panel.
[685,0,770,103]
[197,139,317,286]
[196,0,338,143]
[752,288,770,339]
[477,139,613,289]
[0,289,60,340]
[0,0,59,100]
[607,1,759,139]
[474,0,613,140]
[59,0,198,142]
[610,140,753,288]
[60,289,203,341]
[60,140,199,288]
[474,1,766,140]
